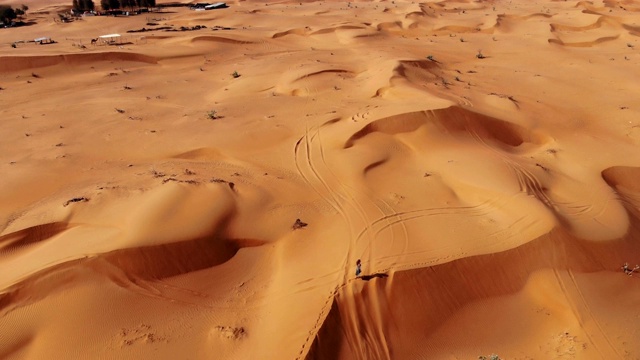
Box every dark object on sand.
[292,218,307,230]
[63,197,89,207]
[359,273,388,281]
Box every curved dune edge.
[432,23,497,34]
[272,28,310,38]
[602,166,640,217]
[311,25,368,35]
[344,106,549,150]
[0,182,243,291]
[100,236,268,281]
[191,36,254,44]
[0,234,267,312]
[304,226,640,359]
[548,35,619,47]
[576,1,607,12]
[294,69,355,82]
[0,233,267,316]
[0,222,72,256]
[550,16,613,32]
[271,24,370,39]
[171,147,225,160]
[0,52,157,72]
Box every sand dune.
[344,107,549,150]
[0,52,157,72]
[309,226,640,359]
[2,0,640,359]
[191,35,254,44]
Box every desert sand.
[1,0,640,358]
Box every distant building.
[206,3,228,10]
[190,2,228,10]
[34,37,54,44]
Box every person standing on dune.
[355,259,362,277]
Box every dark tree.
[147,0,155,8]
[0,6,17,24]
[15,4,27,17]
[100,0,110,10]
[109,0,120,9]
[118,0,133,10]
[73,0,94,11]
[82,0,95,10]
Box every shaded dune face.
[344,106,549,151]
[548,36,619,47]
[0,182,268,313]
[343,107,628,243]
[191,36,253,44]
[546,12,639,46]
[100,234,265,281]
[0,227,266,314]
[303,117,640,358]
[0,52,157,72]
[602,166,640,193]
[0,222,71,256]
[392,60,441,89]
[602,166,640,216]
[305,226,640,360]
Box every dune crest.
[344,107,549,151]
[0,52,157,72]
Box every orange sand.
[1,0,640,359]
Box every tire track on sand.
[312,122,392,360]
[552,268,621,358]
[294,121,363,359]
[294,118,395,359]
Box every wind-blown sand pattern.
[1,0,640,359]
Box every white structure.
[98,34,121,44]
[34,37,54,44]
[205,2,227,9]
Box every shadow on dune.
[191,35,253,44]
[344,106,550,151]
[0,332,33,359]
[0,229,267,313]
[358,273,389,281]
[602,166,640,192]
[0,222,72,255]
[548,35,619,47]
[305,301,345,360]
[602,166,640,217]
[393,59,440,79]
[305,211,640,359]
[0,52,157,72]
[99,235,266,281]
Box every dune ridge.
[0,52,157,72]
[344,107,549,150]
[306,225,640,359]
